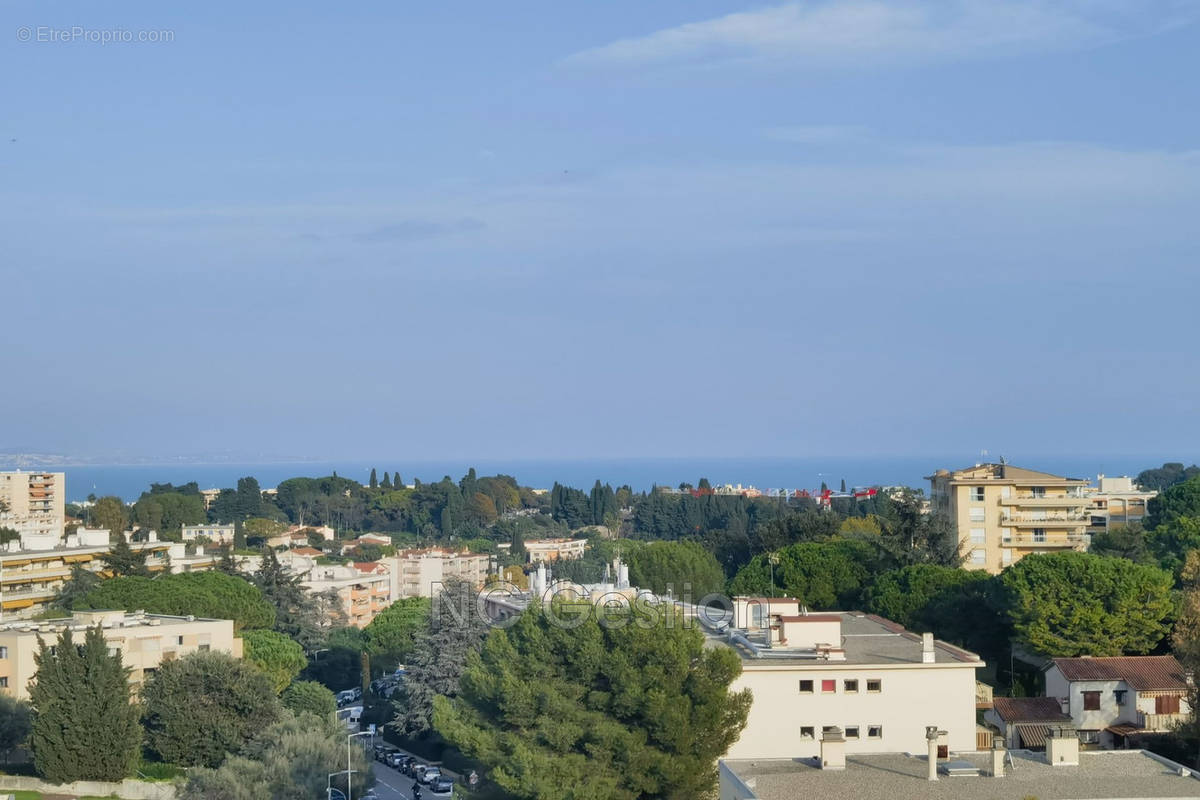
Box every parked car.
[336,690,357,706]
[413,764,431,782]
[374,744,397,762]
[429,776,454,796]
[388,753,413,770]
[419,767,442,786]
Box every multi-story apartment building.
[0,471,65,541]
[389,548,490,598]
[718,600,984,760]
[181,523,236,545]
[523,537,588,563]
[927,463,1091,574]
[0,609,242,700]
[1083,475,1157,537]
[304,560,393,628]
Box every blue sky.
[3,0,1198,462]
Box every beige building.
[0,471,65,542]
[927,463,1091,574]
[0,609,242,700]
[523,537,588,563]
[1084,475,1156,537]
[389,547,490,598]
[718,601,984,761]
[181,523,236,545]
[304,560,393,628]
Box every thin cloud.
[354,217,485,244]
[564,0,1199,70]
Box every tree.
[728,540,882,609]
[100,537,150,577]
[52,564,100,610]
[1138,462,1200,492]
[90,496,128,538]
[83,571,275,631]
[626,540,725,598]
[1149,516,1200,578]
[998,551,1174,657]
[364,596,431,671]
[0,694,32,763]
[180,713,371,800]
[142,650,283,768]
[381,471,392,490]
[243,629,308,694]
[1172,549,1200,768]
[390,580,491,737]
[1090,522,1153,563]
[29,626,141,782]
[1146,476,1200,530]
[281,680,337,719]
[434,602,752,800]
[252,548,325,652]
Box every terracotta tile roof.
[353,561,385,573]
[991,696,1069,722]
[290,547,322,556]
[1051,656,1186,691]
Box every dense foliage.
[0,694,32,762]
[242,629,308,693]
[81,571,276,631]
[363,595,431,671]
[141,650,284,767]
[281,680,337,719]
[29,626,141,782]
[434,602,752,800]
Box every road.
[368,759,454,800]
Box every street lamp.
[347,729,374,799]
[327,769,353,800]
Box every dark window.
[845,726,860,739]
[868,725,883,738]
[1083,691,1101,711]
[1114,690,1127,705]
[0,677,7,688]
[844,679,858,693]
[800,726,815,739]
[867,679,882,693]
[799,680,813,694]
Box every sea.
[15,455,1175,503]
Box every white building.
[1084,475,1157,537]
[1044,656,1189,748]
[181,523,236,545]
[388,548,490,598]
[717,601,984,761]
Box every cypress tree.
[30,626,140,782]
[369,468,378,490]
[381,471,392,490]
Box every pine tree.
[101,537,150,577]
[369,468,378,490]
[381,471,392,490]
[1175,550,1200,768]
[252,548,325,652]
[30,626,141,782]
[395,471,404,488]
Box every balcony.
[999,494,1087,508]
[1137,710,1187,731]
[999,513,1090,526]
[1002,533,1090,547]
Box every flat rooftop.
[706,610,982,666]
[725,749,1200,799]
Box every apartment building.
[718,601,984,761]
[927,463,1091,574]
[0,471,65,541]
[1083,475,1157,537]
[0,609,242,700]
[523,537,588,563]
[181,523,235,545]
[389,548,490,598]
[1044,656,1189,749]
[304,560,393,628]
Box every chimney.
[819,727,846,770]
[925,726,946,781]
[1045,725,1079,766]
[990,740,1006,778]
[922,632,936,663]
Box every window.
[1114,690,1127,705]
[868,725,883,738]
[822,725,836,734]
[1156,695,1181,714]
[970,528,986,544]
[844,679,858,693]
[198,644,210,652]
[0,677,7,688]
[1031,486,1046,498]
[177,636,184,646]
[1083,691,1101,711]
[1078,730,1100,745]
[0,646,7,659]
[800,726,815,739]
[845,726,860,739]
[971,487,985,502]
[1002,548,1013,565]
[799,680,814,694]
[867,679,882,693]
[1033,528,1047,543]
[971,549,986,565]
[821,679,836,694]
[969,508,986,522]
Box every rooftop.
[0,609,222,635]
[1052,656,1186,691]
[992,696,1071,722]
[927,463,1088,484]
[725,749,1200,800]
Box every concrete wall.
[718,761,759,800]
[0,775,176,799]
[725,662,979,760]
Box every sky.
[2,0,1199,463]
